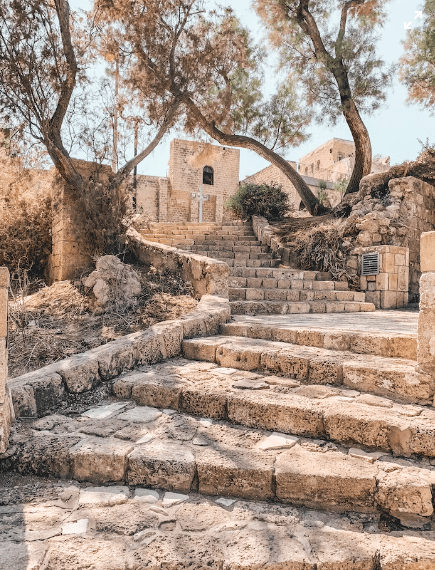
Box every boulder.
[83,256,141,309]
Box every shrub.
[0,184,52,281]
[225,183,290,221]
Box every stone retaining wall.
[352,176,435,300]
[0,267,13,453]
[126,227,229,300]
[418,231,435,377]
[349,245,409,309]
[252,216,283,259]
[9,295,230,419]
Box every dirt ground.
[7,263,197,378]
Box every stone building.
[243,138,390,209]
[135,139,240,224]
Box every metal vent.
[361,252,380,276]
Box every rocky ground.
[8,262,197,378]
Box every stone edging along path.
[9,295,230,419]
[126,227,229,299]
[8,229,231,420]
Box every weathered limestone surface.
[418,232,435,381]
[222,313,418,359]
[0,267,12,453]
[8,295,230,418]
[127,227,229,300]
[2,478,435,569]
[183,335,433,404]
[6,392,435,520]
[351,244,409,309]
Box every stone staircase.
[5,313,435,567]
[140,221,375,315]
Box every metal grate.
[361,252,380,276]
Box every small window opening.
[203,166,214,185]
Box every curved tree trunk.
[185,98,326,216]
[342,99,372,195]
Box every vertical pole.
[199,185,203,223]
[112,57,119,174]
[133,119,138,211]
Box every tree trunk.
[342,99,372,195]
[185,98,326,216]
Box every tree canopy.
[96,0,327,214]
[255,0,394,195]
[400,0,435,114]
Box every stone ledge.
[126,227,229,299]
[9,295,230,418]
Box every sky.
[71,0,432,180]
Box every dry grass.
[8,264,197,378]
[275,215,359,284]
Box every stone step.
[193,251,274,261]
[229,288,366,302]
[230,266,334,281]
[9,399,435,523]
[228,275,348,290]
[190,238,261,246]
[182,336,430,404]
[3,478,435,569]
[222,319,417,360]
[109,358,435,459]
[188,244,269,253]
[230,300,375,315]
[220,258,281,268]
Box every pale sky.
[71,0,432,179]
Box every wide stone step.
[188,244,269,253]
[230,300,374,315]
[9,399,435,525]
[109,358,435,458]
[220,258,281,268]
[228,275,347,289]
[3,479,435,569]
[230,266,334,281]
[190,239,261,246]
[229,288,366,302]
[222,319,417,360]
[194,251,274,261]
[182,336,431,403]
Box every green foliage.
[400,0,435,111]
[0,185,52,280]
[318,179,327,190]
[333,177,350,196]
[225,183,290,221]
[317,188,328,206]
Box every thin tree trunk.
[110,98,181,192]
[185,98,326,215]
[342,99,372,195]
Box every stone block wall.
[242,163,342,209]
[418,232,435,377]
[50,160,115,282]
[135,139,240,224]
[351,176,435,301]
[126,227,229,300]
[349,245,409,309]
[0,267,12,453]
